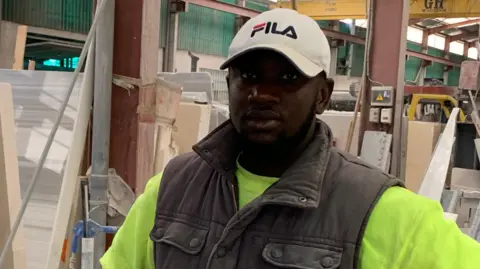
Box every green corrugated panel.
[341,25,365,77]
[447,67,460,86]
[316,20,329,28]
[2,0,92,33]
[245,1,269,11]
[336,22,349,60]
[404,42,422,81]
[2,0,21,24]
[407,42,422,51]
[447,54,465,86]
[449,53,465,63]
[177,0,236,56]
[350,43,364,77]
[62,0,92,33]
[425,47,445,79]
[176,0,269,56]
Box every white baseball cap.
[220,8,331,77]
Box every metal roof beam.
[449,32,479,42]
[178,0,461,67]
[27,26,87,41]
[409,19,422,25]
[427,19,480,35]
[180,0,260,17]
[320,28,461,67]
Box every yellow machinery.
[272,0,480,20]
[407,94,467,122]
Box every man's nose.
[248,85,280,105]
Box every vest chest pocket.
[150,219,209,269]
[262,243,342,269]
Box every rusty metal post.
[358,0,409,177]
[110,0,161,194]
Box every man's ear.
[316,78,334,114]
[226,71,231,94]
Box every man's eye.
[241,72,257,80]
[281,73,298,81]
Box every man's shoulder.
[159,152,200,178]
[158,151,209,189]
[167,151,200,165]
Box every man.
[101,8,480,269]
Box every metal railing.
[199,68,229,104]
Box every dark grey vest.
[150,120,403,269]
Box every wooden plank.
[0,22,27,70]
[13,25,27,70]
[418,108,459,201]
[45,44,94,269]
[0,83,27,269]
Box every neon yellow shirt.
[101,164,480,269]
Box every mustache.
[244,108,281,120]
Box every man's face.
[227,50,330,148]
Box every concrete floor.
[0,70,81,269]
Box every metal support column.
[234,0,246,33]
[90,0,115,267]
[163,0,179,72]
[358,0,409,177]
[418,31,429,86]
[347,20,356,77]
[329,21,340,76]
[463,43,470,58]
[443,36,451,84]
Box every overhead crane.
[272,0,480,20]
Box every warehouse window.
[43,59,61,67]
[468,47,478,59]
[449,41,464,55]
[428,35,445,50]
[342,21,426,45]
[42,57,79,69]
[407,27,423,43]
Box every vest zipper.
[231,183,238,212]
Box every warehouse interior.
[1,0,480,269]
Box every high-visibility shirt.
[100,163,480,269]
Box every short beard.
[240,104,317,158]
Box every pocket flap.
[262,243,342,269]
[150,220,209,255]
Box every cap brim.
[219,43,326,78]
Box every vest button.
[321,256,334,268]
[189,238,200,248]
[155,228,164,237]
[270,248,282,259]
[216,247,227,258]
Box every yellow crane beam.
[272,0,480,20]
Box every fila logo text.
[250,22,298,39]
